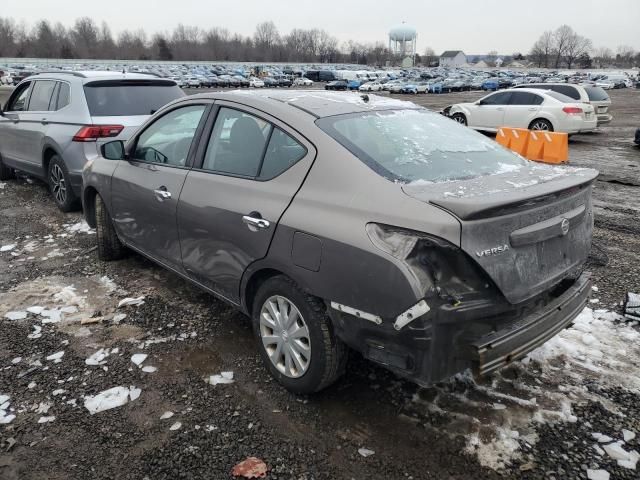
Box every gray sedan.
[82,91,597,393]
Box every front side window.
[7,82,32,112]
[28,80,57,112]
[317,109,527,184]
[203,108,271,177]
[133,105,206,167]
[481,92,511,105]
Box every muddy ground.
[0,87,639,480]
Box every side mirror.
[101,140,126,160]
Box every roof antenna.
[361,94,369,103]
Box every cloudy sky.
[2,0,638,54]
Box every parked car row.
[0,73,599,395]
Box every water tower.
[389,22,417,67]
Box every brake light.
[562,106,583,115]
[73,125,124,142]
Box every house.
[474,60,489,68]
[439,50,466,67]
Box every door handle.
[528,108,537,111]
[41,118,48,125]
[242,215,270,231]
[154,188,172,201]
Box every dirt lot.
[1,87,639,480]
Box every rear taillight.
[73,125,124,142]
[562,106,583,115]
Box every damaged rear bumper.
[471,272,591,377]
[330,272,591,386]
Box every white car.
[186,77,201,88]
[293,77,313,86]
[249,77,265,88]
[448,88,597,134]
[359,81,383,92]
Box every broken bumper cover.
[330,272,591,386]
[471,272,591,377]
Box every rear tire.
[48,155,79,212]
[95,194,126,261]
[0,154,15,181]
[529,118,554,132]
[252,276,347,394]
[451,113,467,126]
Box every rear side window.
[509,92,543,106]
[28,80,56,111]
[545,91,575,103]
[203,108,271,177]
[584,86,609,101]
[550,85,581,100]
[202,108,306,179]
[56,82,71,110]
[83,80,185,116]
[259,128,307,180]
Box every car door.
[17,80,58,170]
[110,102,209,272]
[0,81,33,166]
[474,91,511,129]
[178,103,316,304]
[503,92,543,128]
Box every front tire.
[451,113,467,126]
[95,194,126,261]
[48,155,79,212]
[252,276,347,394]
[0,153,15,181]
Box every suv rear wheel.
[252,276,347,394]
[48,155,79,212]
[0,153,15,181]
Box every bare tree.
[552,25,575,68]
[593,47,613,67]
[529,30,554,68]
[71,17,99,58]
[564,33,592,69]
[616,45,636,67]
[423,47,436,66]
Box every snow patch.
[206,371,234,385]
[83,386,141,414]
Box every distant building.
[474,60,489,68]
[439,50,466,67]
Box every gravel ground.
[1,87,639,480]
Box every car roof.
[519,83,584,89]
[25,70,165,83]
[185,90,422,118]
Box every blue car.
[428,82,443,94]
[347,80,361,90]
[400,83,418,94]
[482,79,499,91]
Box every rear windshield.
[317,109,527,183]
[83,80,185,116]
[583,86,610,102]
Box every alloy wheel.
[259,295,311,378]
[50,164,67,205]
[531,121,551,131]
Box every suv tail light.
[562,106,583,115]
[73,125,124,142]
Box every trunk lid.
[402,164,598,305]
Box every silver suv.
[0,71,184,211]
